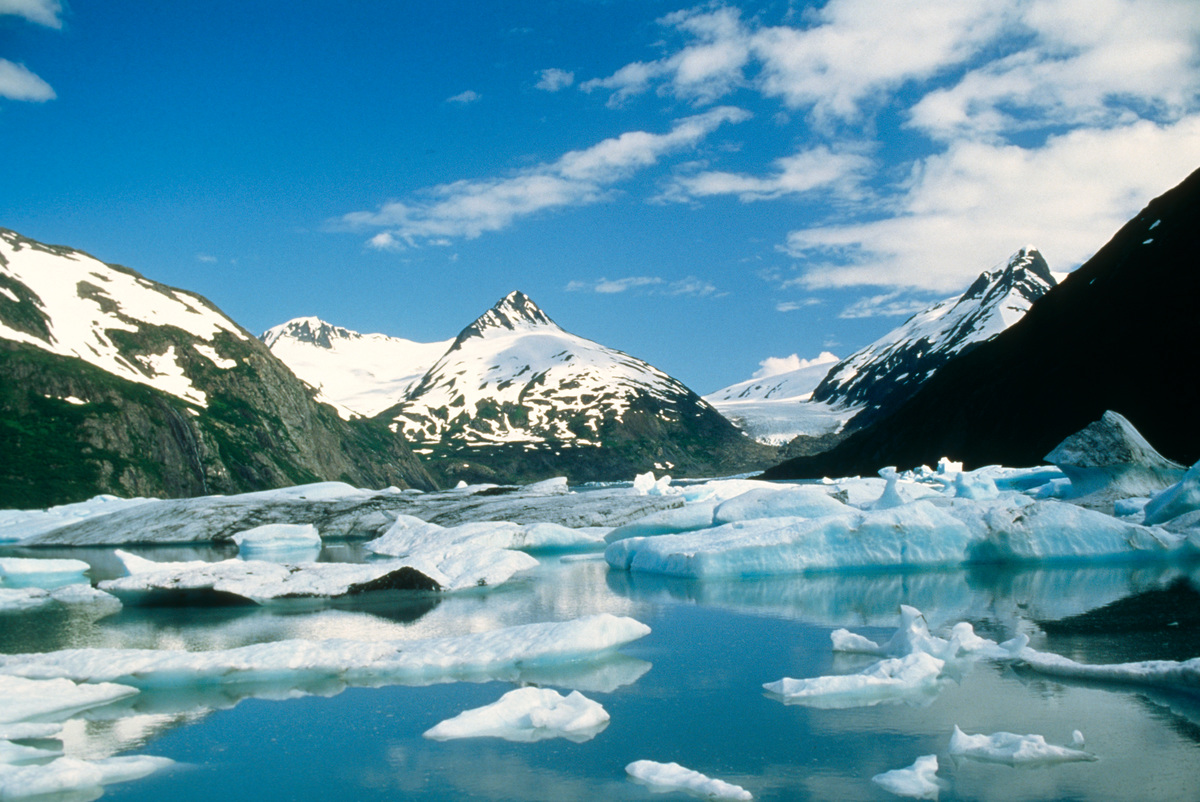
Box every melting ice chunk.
[764,652,945,709]
[424,687,609,742]
[0,558,90,589]
[948,725,1096,764]
[0,755,173,799]
[0,676,138,724]
[871,754,940,799]
[625,760,752,800]
[232,523,322,560]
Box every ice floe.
[423,687,609,742]
[0,754,174,799]
[0,558,90,589]
[766,606,1026,709]
[0,614,652,690]
[0,676,138,724]
[711,485,849,525]
[871,754,940,799]
[948,725,1095,765]
[0,585,120,614]
[232,523,322,560]
[625,760,752,800]
[1017,647,1200,691]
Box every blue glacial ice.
[232,522,322,561]
[625,760,752,801]
[423,686,609,743]
[0,557,90,589]
[1143,460,1200,526]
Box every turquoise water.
[5,554,1200,801]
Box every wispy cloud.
[838,291,938,319]
[343,107,750,247]
[535,68,574,92]
[446,90,480,104]
[196,253,218,263]
[0,0,62,28]
[580,0,1200,294]
[0,59,54,101]
[567,275,720,297]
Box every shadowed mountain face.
[380,291,777,486]
[0,228,435,508]
[764,166,1200,480]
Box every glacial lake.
[3,549,1200,802]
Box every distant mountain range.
[268,292,776,486]
[0,228,435,508]
[765,165,1200,479]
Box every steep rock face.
[0,228,435,507]
[261,316,450,419]
[811,247,1056,425]
[382,292,775,484]
[764,166,1200,480]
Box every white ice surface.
[0,585,120,614]
[633,472,678,496]
[0,675,139,724]
[0,558,90,588]
[871,754,940,800]
[0,754,174,799]
[1018,647,1200,690]
[948,725,1095,764]
[423,687,609,742]
[711,485,849,525]
[0,614,652,689]
[625,760,752,801]
[102,548,533,601]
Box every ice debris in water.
[765,606,1026,709]
[1017,647,1200,690]
[948,725,1096,764]
[0,614,652,690]
[0,558,90,589]
[423,687,609,743]
[625,760,752,800]
[0,754,174,799]
[0,675,138,724]
[0,585,119,614]
[871,754,940,800]
[633,472,678,496]
[1143,460,1200,525]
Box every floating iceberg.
[948,725,1095,765]
[1143,460,1200,526]
[0,676,138,724]
[0,614,652,690]
[367,514,602,558]
[625,760,752,801]
[232,523,322,559]
[0,754,174,799]
[766,606,1026,709]
[423,687,609,742]
[711,485,849,525]
[0,558,90,589]
[604,503,719,543]
[633,472,678,496]
[0,585,120,614]
[1018,647,1200,691]
[871,754,940,799]
[1045,411,1185,503]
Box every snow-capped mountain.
[811,247,1057,421]
[262,317,450,419]
[0,227,433,506]
[704,352,855,445]
[382,291,773,484]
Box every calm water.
[4,551,1200,802]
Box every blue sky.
[2,0,1198,394]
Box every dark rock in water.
[763,166,1200,480]
[1045,411,1185,501]
[346,566,441,594]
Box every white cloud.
[0,59,54,101]
[566,275,719,297]
[536,68,574,92]
[368,232,403,252]
[838,291,937,319]
[342,107,750,245]
[446,90,480,104]
[752,351,839,378]
[787,116,1200,292]
[196,254,217,263]
[661,145,871,202]
[0,0,62,28]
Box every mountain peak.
[261,316,359,349]
[452,291,558,347]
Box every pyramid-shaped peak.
[261,316,359,349]
[452,291,559,346]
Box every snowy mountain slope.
[0,228,249,407]
[703,352,855,445]
[0,227,434,507]
[262,317,450,419]
[811,247,1056,420]
[381,291,774,483]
